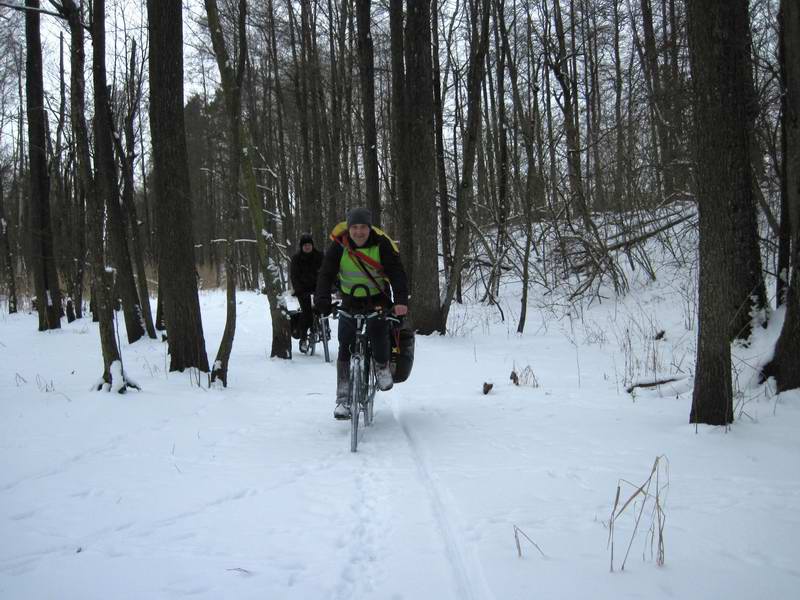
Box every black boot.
[334,360,350,419]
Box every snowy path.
[2,290,800,599]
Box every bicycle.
[306,311,332,362]
[333,303,399,453]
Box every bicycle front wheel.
[349,357,364,452]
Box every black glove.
[314,299,331,316]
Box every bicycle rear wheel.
[308,324,317,356]
[349,357,364,452]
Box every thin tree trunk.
[432,0,452,280]
[356,0,381,221]
[612,0,626,210]
[442,0,491,328]
[729,9,768,342]
[498,0,541,333]
[267,0,294,243]
[91,0,144,345]
[206,0,292,373]
[58,0,127,386]
[389,0,412,279]
[0,176,17,313]
[640,0,673,198]
[113,38,156,340]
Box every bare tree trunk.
[114,38,156,340]
[51,32,69,318]
[763,0,800,392]
[389,0,412,277]
[612,0,626,210]
[640,0,673,198]
[91,0,144,345]
[485,0,509,303]
[687,0,748,425]
[729,12,768,342]
[498,0,543,333]
[58,0,128,386]
[356,0,381,221]
[147,0,210,373]
[25,0,61,331]
[206,0,292,373]
[441,0,491,328]
[285,0,313,235]
[267,0,294,243]
[432,0,452,281]
[0,175,17,313]
[53,34,83,322]
[551,0,585,219]
[303,3,326,244]
[404,0,443,333]
[204,0,244,385]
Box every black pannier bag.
[389,321,415,383]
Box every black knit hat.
[346,207,372,228]
[299,233,314,248]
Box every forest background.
[0,0,798,424]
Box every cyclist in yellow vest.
[314,207,408,420]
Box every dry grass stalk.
[607,455,669,571]
[513,525,546,558]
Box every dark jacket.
[290,240,323,297]
[315,227,408,309]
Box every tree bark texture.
[148,0,210,373]
[763,0,800,392]
[728,5,768,342]
[404,0,443,334]
[687,0,743,425]
[0,176,18,313]
[389,0,412,277]
[431,0,452,281]
[25,0,61,331]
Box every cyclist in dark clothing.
[290,233,323,353]
[314,207,408,419]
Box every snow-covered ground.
[1,265,798,599]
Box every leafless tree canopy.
[0,0,795,402]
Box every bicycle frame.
[334,306,398,452]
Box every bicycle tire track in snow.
[330,436,393,600]
[390,395,496,600]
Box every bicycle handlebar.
[333,305,401,325]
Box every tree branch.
[1,1,64,19]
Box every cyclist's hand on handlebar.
[392,304,408,317]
